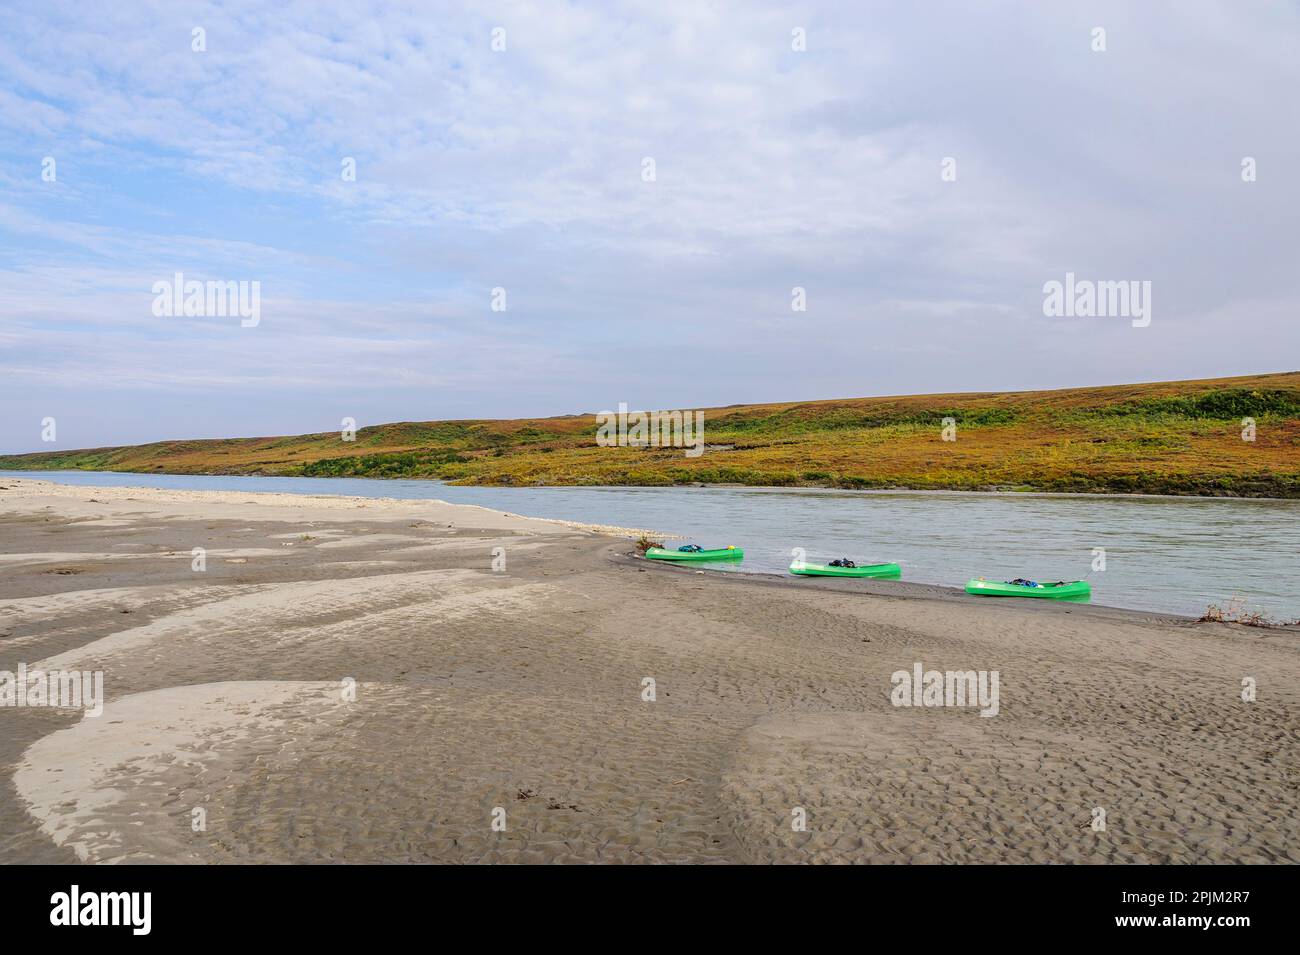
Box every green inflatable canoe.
[790,562,901,578]
[965,578,1090,599]
[644,546,743,561]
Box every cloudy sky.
[1,1,1297,453]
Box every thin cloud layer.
[1,1,1297,451]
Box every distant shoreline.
[3,468,1298,504]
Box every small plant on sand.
[634,536,664,553]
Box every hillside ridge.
[3,371,1298,497]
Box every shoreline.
[2,476,1297,863]
[7,474,1297,624]
[3,467,1298,503]
[0,476,670,540]
[7,473,1284,635]
[623,546,1210,626]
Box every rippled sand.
[1,478,1296,864]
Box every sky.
[1,1,1298,453]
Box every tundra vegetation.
[3,372,1297,498]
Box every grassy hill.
[3,372,1298,497]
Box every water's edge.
[622,547,1204,625]
[4,470,1297,622]
[2,467,1295,502]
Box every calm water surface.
[5,470,1297,620]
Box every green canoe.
[644,546,743,561]
[790,562,901,578]
[965,578,1091,600]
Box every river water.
[4,470,1296,620]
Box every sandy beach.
[1,476,1296,864]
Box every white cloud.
[0,0,1297,450]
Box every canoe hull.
[965,579,1091,600]
[645,547,743,561]
[790,562,901,578]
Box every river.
[4,470,1296,620]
